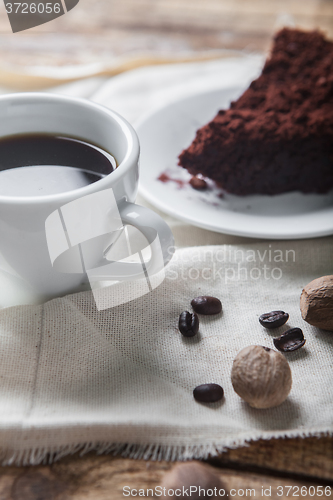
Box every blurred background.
[0,0,331,75]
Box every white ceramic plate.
[136,87,333,239]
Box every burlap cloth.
[0,57,332,465]
[0,236,332,465]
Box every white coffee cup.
[0,93,174,300]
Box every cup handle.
[87,200,175,281]
[119,200,175,264]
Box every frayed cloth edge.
[1,428,332,466]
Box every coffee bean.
[259,310,289,329]
[191,296,222,315]
[273,327,306,352]
[193,384,224,403]
[189,176,208,190]
[179,311,199,337]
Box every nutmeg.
[300,275,333,331]
[231,345,292,409]
[160,462,228,499]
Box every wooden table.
[0,437,332,499]
[0,1,332,497]
[0,0,332,67]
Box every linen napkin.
[0,238,332,466]
[92,54,264,126]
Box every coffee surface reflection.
[0,134,117,197]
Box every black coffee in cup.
[0,134,117,197]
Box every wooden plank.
[210,437,333,481]
[0,444,331,500]
[0,0,332,67]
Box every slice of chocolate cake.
[178,29,333,196]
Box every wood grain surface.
[0,437,332,499]
[0,0,332,497]
[0,0,332,67]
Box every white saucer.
[136,87,333,239]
